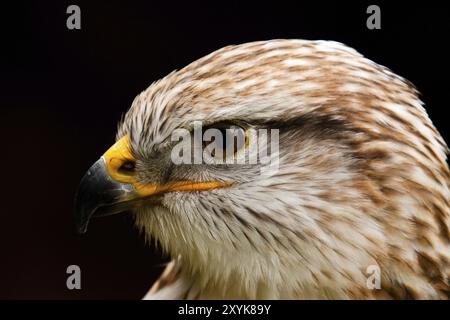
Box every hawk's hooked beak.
[74,135,226,234]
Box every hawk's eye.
[202,122,248,159]
[118,160,136,173]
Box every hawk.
[74,39,450,299]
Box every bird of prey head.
[75,39,450,299]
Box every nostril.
[118,160,136,174]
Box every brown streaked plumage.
[78,39,450,299]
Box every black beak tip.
[73,161,101,236]
[75,220,89,235]
[73,192,90,235]
[73,158,134,235]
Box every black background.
[0,1,448,299]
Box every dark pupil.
[202,125,245,157]
[218,128,228,150]
[120,161,135,172]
